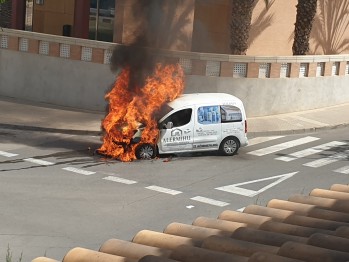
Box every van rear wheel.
[135,143,156,160]
[220,137,239,156]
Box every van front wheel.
[135,143,156,160]
[219,137,239,156]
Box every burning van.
[133,93,248,159]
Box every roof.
[168,93,244,109]
[32,183,349,262]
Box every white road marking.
[62,167,96,176]
[275,156,297,162]
[145,185,182,195]
[247,136,284,147]
[216,172,298,197]
[191,196,230,207]
[186,205,195,209]
[303,150,349,168]
[103,176,137,185]
[23,158,54,166]
[275,141,347,162]
[0,151,18,157]
[247,136,320,156]
[236,207,246,212]
[334,166,349,174]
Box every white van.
[134,93,248,159]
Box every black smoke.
[109,1,166,91]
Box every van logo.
[163,128,191,145]
[171,128,182,137]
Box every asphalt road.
[0,127,349,261]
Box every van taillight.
[245,120,247,133]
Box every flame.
[98,63,185,162]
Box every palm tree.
[292,0,318,55]
[230,0,271,55]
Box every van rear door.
[193,105,221,150]
[220,104,245,142]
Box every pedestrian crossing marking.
[275,141,347,162]
[247,136,284,147]
[0,151,18,157]
[216,172,298,197]
[334,166,349,174]
[303,150,349,168]
[247,136,320,156]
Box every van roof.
[168,93,243,108]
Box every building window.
[280,63,290,78]
[104,49,112,64]
[0,35,8,49]
[60,44,70,58]
[81,47,93,61]
[316,62,325,77]
[332,62,339,76]
[233,63,247,78]
[25,0,33,31]
[19,38,28,52]
[89,0,115,42]
[206,61,220,77]
[259,63,270,78]
[299,63,308,77]
[179,58,192,75]
[39,41,49,55]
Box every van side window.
[221,105,242,122]
[162,108,192,128]
[198,106,220,124]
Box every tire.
[219,137,239,156]
[135,143,156,160]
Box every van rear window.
[221,105,242,122]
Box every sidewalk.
[1,96,349,137]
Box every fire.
[98,63,185,162]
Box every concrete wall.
[1,29,349,117]
[1,47,349,117]
[185,76,349,117]
[0,49,114,111]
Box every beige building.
[7,0,349,55]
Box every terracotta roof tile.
[32,184,349,262]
